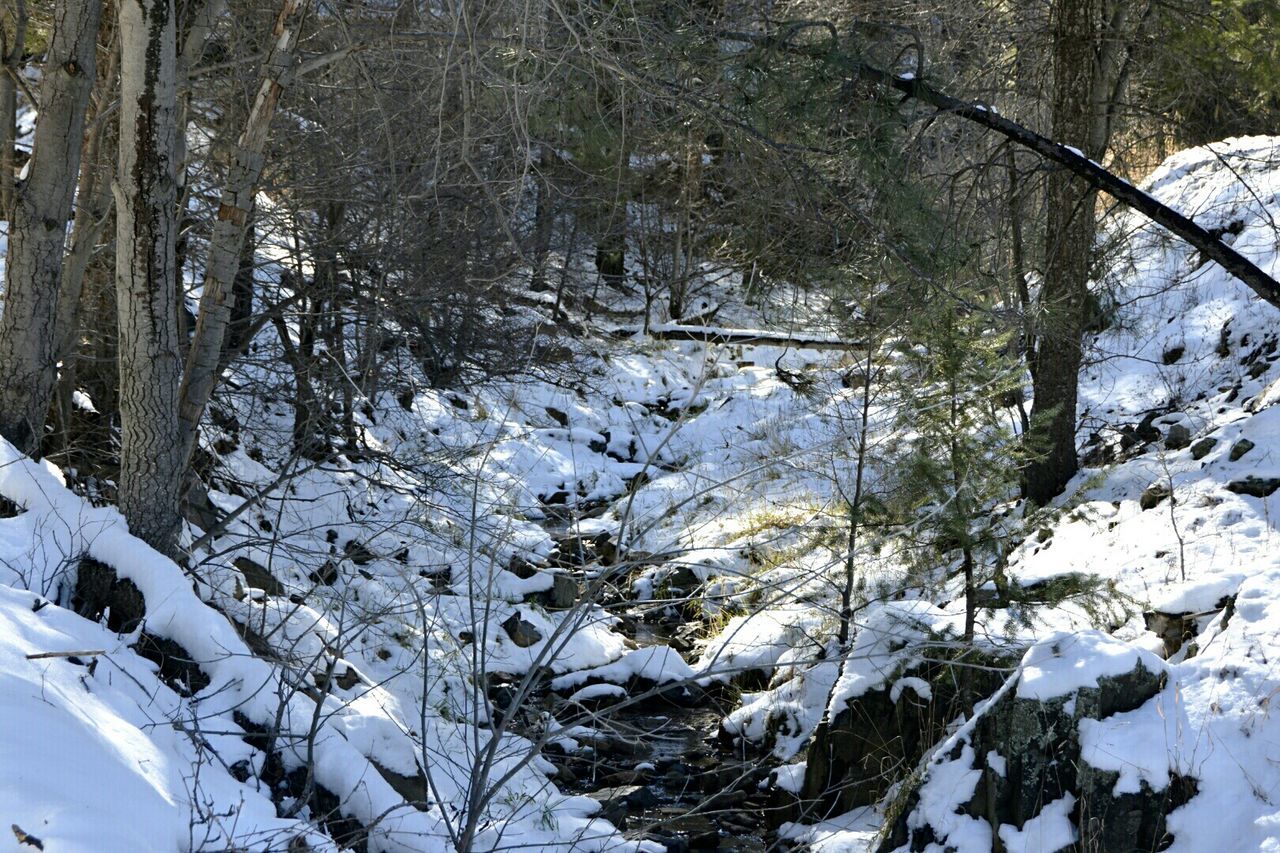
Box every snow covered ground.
[5,136,1280,852]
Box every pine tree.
[893,299,1025,641]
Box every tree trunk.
[0,0,101,456]
[0,0,26,222]
[176,0,309,469]
[56,25,118,370]
[115,0,183,556]
[218,203,256,369]
[1023,0,1100,505]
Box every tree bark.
[1022,0,1100,503]
[176,0,309,468]
[115,0,183,556]
[55,38,118,371]
[0,0,101,456]
[0,0,26,221]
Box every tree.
[0,0,27,221]
[0,0,100,456]
[176,0,309,469]
[114,0,183,556]
[894,297,1023,640]
[1022,0,1109,504]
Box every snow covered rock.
[879,632,1193,853]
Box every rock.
[662,813,720,849]
[799,647,1010,822]
[1162,345,1185,365]
[876,647,1195,853]
[545,406,569,426]
[344,539,376,566]
[1226,476,1280,498]
[234,556,284,596]
[1164,423,1192,450]
[586,785,659,827]
[1229,438,1255,461]
[601,769,647,786]
[309,560,339,586]
[1145,610,1197,657]
[508,556,538,579]
[548,572,577,609]
[1135,411,1162,444]
[1140,482,1172,510]
[371,759,429,809]
[501,612,542,647]
[73,557,146,633]
[1190,437,1217,460]
[134,632,211,696]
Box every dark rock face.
[74,557,146,632]
[73,557,210,695]
[877,658,1197,853]
[794,648,1010,824]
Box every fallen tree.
[719,25,1280,312]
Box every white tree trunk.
[0,0,101,455]
[115,0,183,556]
[177,0,309,466]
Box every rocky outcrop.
[791,647,1010,826]
[877,634,1197,853]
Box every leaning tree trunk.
[0,0,102,456]
[177,0,309,469]
[1023,0,1101,505]
[115,0,183,557]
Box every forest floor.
[3,137,1280,853]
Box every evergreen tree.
[893,296,1025,640]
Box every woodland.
[2,0,1280,851]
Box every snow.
[998,794,1077,853]
[550,646,694,690]
[889,676,933,703]
[906,743,991,851]
[1017,630,1164,701]
[8,123,1280,851]
[778,806,880,852]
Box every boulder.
[1229,438,1256,461]
[501,612,542,647]
[1227,476,1280,498]
[1140,482,1172,510]
[1190,437,1217,460]
[1164,422,1192,450]
[877,638,1196,853]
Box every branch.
[718,28,1280,311]
[868,66,1280,311]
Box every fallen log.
[611,323,865,350]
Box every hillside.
[4,123,1280,853]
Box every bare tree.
[0,0,26,221]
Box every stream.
[524,510,781,852]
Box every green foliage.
[1149,0,1280,144]
[889,291,1027,614]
